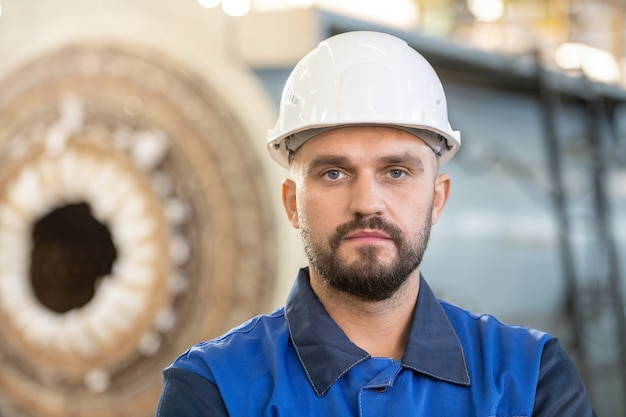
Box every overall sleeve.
[156,367,229,417]
[532,338,597,417]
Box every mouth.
[343,229,392,243]
[330,216,402,251]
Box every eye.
[388,169,406,179]
[324,169,344,180]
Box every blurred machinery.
[0,44,275,416]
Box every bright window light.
[582,48,621,83]
[554,42,585,70]
[222,0,251,16]
[554,42,621,83]
[467,0,505,23]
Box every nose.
[348,173,385,216]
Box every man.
[157,31,596,416]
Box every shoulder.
[439,300,553,375]
[440,299,552,345]
[437,301,596,415]
[438,301,558,406]
[170,307,288,380]
[210,307,287,347]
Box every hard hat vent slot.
[284,87,298,105]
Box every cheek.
[296,193,339,236]
[396,194,434,229]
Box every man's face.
[283,126,450,302]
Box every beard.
[300,208,432,302]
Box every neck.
[309,268,420,360]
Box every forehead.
[291,126,436,167]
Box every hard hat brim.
[267,123,461,169]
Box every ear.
[282,178,300,229]
[431,173,451,225]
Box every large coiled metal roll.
[0,45,275,417]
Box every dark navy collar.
[285,268,470,396]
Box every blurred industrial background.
[0,0,624,415]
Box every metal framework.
[538,68,626,411]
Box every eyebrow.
[377,152,425,172]
[304,152,426,174]
[305,155,349,173]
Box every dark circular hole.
[30,202,117,313]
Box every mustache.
[330,215,403,250]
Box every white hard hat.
[267,31,461,168]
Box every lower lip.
[344,236,391,244]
